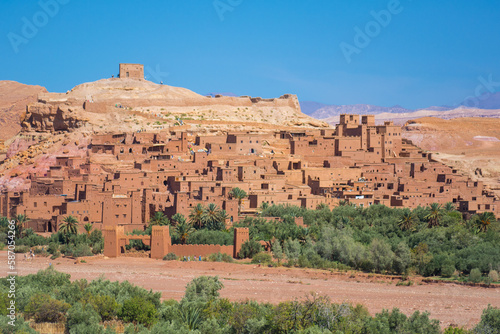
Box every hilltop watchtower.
[119,63,144,80]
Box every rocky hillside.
[0,81,47,140]
[0,78,328,192]
[403,117,500,197]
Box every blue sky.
[1,0,499,109]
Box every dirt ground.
[3,252,500,329]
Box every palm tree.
[425,203,443,228]
[444,202,456,212]
[229,187,247,215]
[59,215,79,236]
[476,212,496,232]
[202,203,225,231]
[398,209,415,231]
[148,211,169,227]
[14,214,29,237]
[175,220,195,245]
[83,223,93,236]
[188,204,205,229]
[0,216,9,228]
[171,213,186,227]
[316,203,329,210]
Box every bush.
[474,305,500,333]
[66,302,103,333]
[67,243,93,257]
[87,294,119,321]
[24,293,70,323]
[187,229,233,246]
[163,252,178,261]
[251,252,272,265]
[469,268,482,283]
[184,276,224,303]
[0,315,37,334]
[441,264,456,278]
[488,270,499,283]
[119,296,158,327]
[14,245,30,254]
[238,239,263,259]
[208,252,233,263]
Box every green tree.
[14,214,29,237]
[203,203,226,231]
[238,239,263,259]
[474,305,500,333]
[476,212,496,232]
[175,220,195,245]
[272,239,284,265]
[229,187,248,215]
[425,203,443,228]
[148,211,169,227]
[24,293,70,323]
[183,276,224,304]
[119,296,158,327]
[444,202,456,212]
[398,209,415,231]
[83,223,93,236]
[188,203,205,229]
[171,213,187,227]
[59,215,79,236]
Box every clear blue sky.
[1,0,499,109]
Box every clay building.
[1,114,498,234]
[119,63,144,80]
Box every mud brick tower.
[119,63,144,80]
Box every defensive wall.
[103,225,249,259]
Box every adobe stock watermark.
[145,64,169,85]
[340,0,409,64]
[7,0,70,54]
[213,0,243,21]
[462,74,500,109]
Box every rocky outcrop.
[0,81,47,140]
[21,103,87,132]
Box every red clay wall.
[168,244,233,258]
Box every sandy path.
[3,252,499,329]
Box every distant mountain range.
[301,92,500,119]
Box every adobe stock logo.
[340,0,407,64]
[213,0,243,21]
[7,0,70,54]
[462,74,500,109]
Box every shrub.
[474,305,500,333]
[24,293,70,323]
[441,264,456,278]
[119,296,158,327]
[488,270,499,283]
[92,240,104,254]
[0,315,37,334]
[238,239,263,259]
[33,247,49,257]
[14,245,30,253]
[469,268,482,283]
[183,276,224,303]
[208,252,233,263]
[70,243,93,257]
[87,294,119,321]
[47,242,59,255]
[251,252,272,265]
[66,302,102,333]
[163,252,178,261]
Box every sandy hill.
[0,81,47,141]
[23,78,327,133]
[322,107,500,126]
[403,117,500,197]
